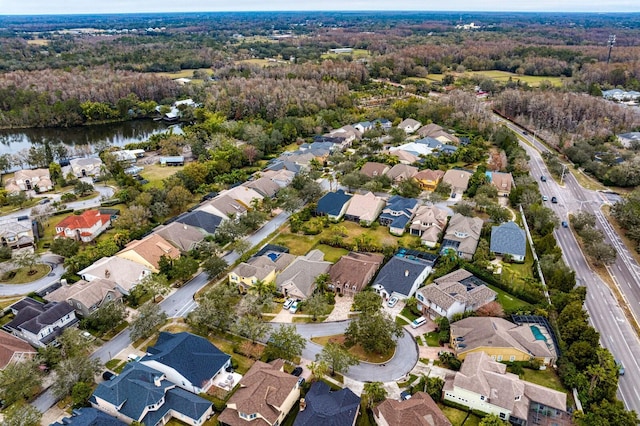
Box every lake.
[0,120,180,158]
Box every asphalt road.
[0,253,64,296]
[510,123,640,411]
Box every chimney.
[299,398,306,411]
[154,376,162,387]
[404,270,409,277]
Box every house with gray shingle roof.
[440,213,483,260]
[5,298,78,347]
[379,195,419,236]
[416,269,497,320]
[316,190,352,221]
[91,362,213,426]
[140,332,231,394]
[385,164,418,183]
[374,391,451,426]
[443,352,570,426]
[359,162,390,179]
[44,278,122,318]
[371,251,436,300]
[410,205,448,247]
[175,210,223,236]
[53,407,126,426]
[398,118,422,134]
[276,250,332,300]
[243,176,281,197]
[155,222,206,252]
[490,221,526,262]
[294,381,360,426]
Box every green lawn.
[439,404,482,426]
[466,70,565,87]
[2,264,51,284]
[272,233,322,256]
[316,244,349,263]
[321,48,370,59]
[141,163,185,189]
[487,284,532,312]
[519,367,566,393]
[400,307,420,322]
[424,332,441,347]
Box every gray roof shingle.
[490,221,526,257]
[294,381,360,426]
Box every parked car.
[523,131,528,135]
[551,196,558,203]
[562,221,569,228]
[387,296,399,308]
[283,298,295,310]
[411,316,427,329]
[38,198,50,205]
[102,371,116,381]
[291,366,303,377]
[400,390,412,401]
[542,195,548,201]
[540,175,547,182]
[289,302,299,314]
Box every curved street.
[0,253,64,296]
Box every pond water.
[0,120,180,158]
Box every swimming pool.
[530,325,547,342]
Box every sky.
[1,0,639,15]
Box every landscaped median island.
[1,263,50,283]
[311,334,395,364]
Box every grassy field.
[501,241,536,290]
[488,284,532,312]
[311,334,394,363]
[465,70,565,87]
[424,331,441,347]
[0,296,23,309]
[235,58,287,66]
[2,264,51,284]
[321,48,370,59]
[154,68,212,80]
[439,404,482,426]
[519,367,566,393]
[315,244,349,263]
[141,163,184,189]
[26,38,50,46]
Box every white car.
[283,298,295,310]
[387,296,399,308]
[289,302,299,314]
[411,316,427,329]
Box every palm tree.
[363,382,387,408]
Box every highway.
[502,118,640,411]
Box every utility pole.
[607,34,616,64]
[560,164,568,185]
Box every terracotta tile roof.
[218,360,298,426]
[413,169,444,182]
[0,330,36,370]
[374,392,451,426]
[56,209,111,232]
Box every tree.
[165,185,193,214]
[434,181,452,197]
[308,360,330,381]
[202,255,228,278]
[188,285,237,333]
[352,291,382,315]
[316,342,358,376]
[363,382,387,408]
[73,181,94,197]
[479,414,510,426]
[129,302,167,342]
[13,251,40,274]
[82,301,127,335]
[7,191,28,208]
[277,187,304,213]
[0,402,42,426]
[114,205,152,231]
[0,359,42,406]
[71,381,93,408]
[575,398,638,426]
[58,328,89,359]
[234,239,252,257]
[571,211,596,232]
[233,315,270,343]
[396,178,422,198]
[585,241,617,266]
[50,237,80,257]
[0,153,11,183]
[487,204,512,224]
[52,356,101,399]
[345,311,403,354]
[170,256,199,283]
[304,292,330,321]
[452,202,475,217]
[265,324,307,362]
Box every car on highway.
[542,195,548,201]
[551,196,558,203]
[283,298,295,310]
[616,359,625,376]
[411,316,427,329]
[561,221,569,228]
[540,175,547,182]
[387,296,399,308]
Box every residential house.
[442,169,473,197]
[316,190,353,221]
[374,392,451,426]
[490,221,527,262]
[618,132,640,149]
[439,145,458,155]
[344,192,386,225]
[443,352,570,426]
[385,164,418,183]
[354,121,374,134]
[67,157,104,178]
[329,252,384,296]
[371,250,436,300]
[450,317,556,365]
[175,210,224,235]
[379,196,419,236]
[116,234,180,273]
[229,252,296,292]
[44,278,122,317]
[111,150,141,163]
[389,142,434,157]
[373,118,392,131]
[159,156,184,166]
[265,159,302,175]
[0,217,34,249]
[5,168,53,193]
[53,408,126,426]
[440,213,483,260]
[242,177,281,197]
[222,185,264,209]
[5,298,77,347]
[486,171,514,196]
[416,137,443,151]
[261,169,296,188]
[294,381,360,426]
[218,359,301,426]
[416,269,497,320]
[140,332,232,394]
[276,250,332,300]
[398,118,422,134]
[388,149,420,165]
[417,123,460,145]
[91,362,213,426]
[413,169,445,191]
[0,330,37,370]
[201,194,247,220]
[55,209,112,242]
[79,256,151,295]
[359,162,390,179]
[155,222,206,252]
[409,205,448,247]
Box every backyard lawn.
[439,404,482,426]
[488,284,532,312]
[315,244,349,263]
[141,163,185,189]
[518,367,566,393]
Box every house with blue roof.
[91,362,213,426]
[440,144,458,155]
[140,332,231,394]
[354,121,373,134]
[490,221,526,262]
[371,250,437,300]
[316,190,352,221]
[379,195,419,236]
[416,137,443,150]
[53,407,126,426]
[373,118,392,130]
[294,381,361,426]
